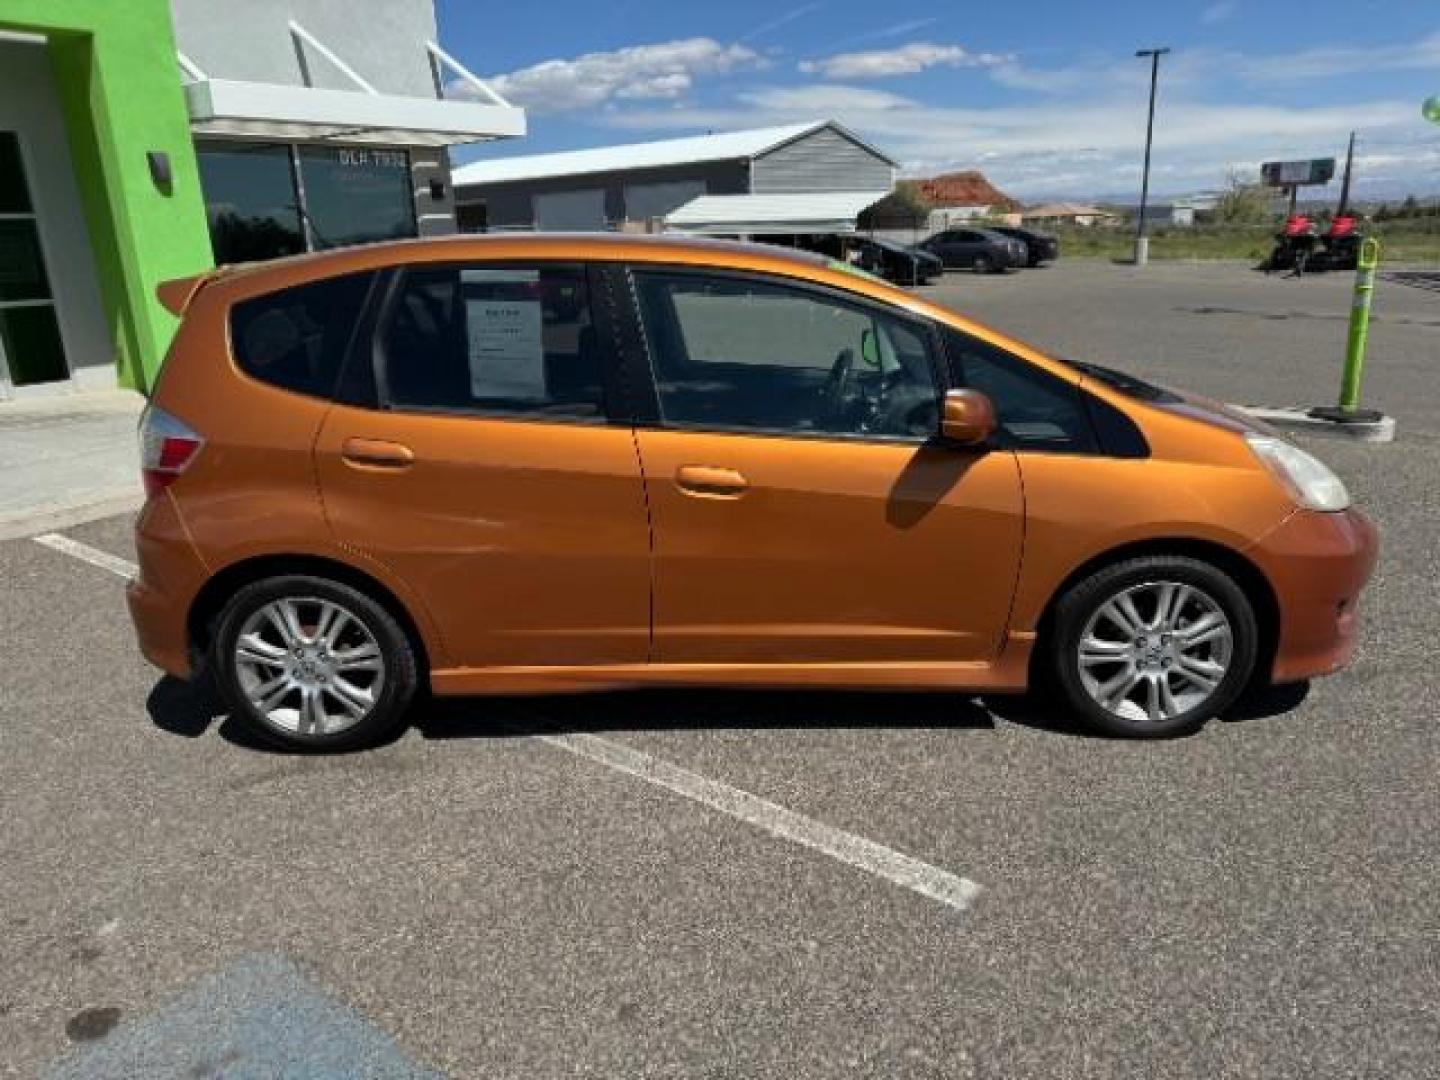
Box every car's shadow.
[145,674,1311,755]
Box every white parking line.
[33,533,137,580]
[539,731,982,913]
[31,528,982,912]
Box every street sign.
[1425,95,1440,123]
[1261,159,1336,187]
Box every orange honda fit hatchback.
[128,234,1376,749]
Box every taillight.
[139,404,204,498]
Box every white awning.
[184,79,526,147]
[665,191,890,235]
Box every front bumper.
[1247,507,1378,683]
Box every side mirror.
[940,388,997,445]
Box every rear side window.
[377,263,605,419]
[944,329,1097,453]
[230,272,374,398]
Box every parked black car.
[848,236,942,285]
[989,226,1060,266]
[917,228,1026,273]
[789,234,941,286]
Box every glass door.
[0,131,68,391]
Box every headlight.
[1244,433,1350,511]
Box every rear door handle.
[675,465,748,498]
[341,438,414,470]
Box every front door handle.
[341,438,414,470]
[675,464,748,498]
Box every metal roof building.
[452,119,897,234]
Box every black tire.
[212,574,419,751]
[1047,556,1258,738]
[971,253,993,274]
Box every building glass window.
[196,142,305,264]
[0,131,32,214]
[297,147,415,250]
[0,131,67,387]
[196,142,419,264]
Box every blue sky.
[439,1,1440,198]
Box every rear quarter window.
[229,271,375,399]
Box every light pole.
[1134,46,1170,265]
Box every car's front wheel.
[212,575,418,751]
[1048,556,1258,738]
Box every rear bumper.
[1248,508,1379,683]
[125,493,208,679]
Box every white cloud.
[800,42,1012,80]
[477,38,763,113]
[1201,1,1239,24]
[1232,31,1440,81]
[737,84,914,111]
[825,17,940,49]
[991,33,1440,94]
[482,32,1440,196]
[598,85,1428,196]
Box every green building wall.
[0,0,214,391]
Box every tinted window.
[230,272,374,398]
[0,132,32,214]
[944,330,1096,453]
[298,147,416,249]
[197,142,305,263]
[379,264,604,418]
[634,271,940,439]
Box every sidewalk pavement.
[0,389,145,540]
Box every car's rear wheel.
[1048,556,1258,738]
[212,575,418,751]
[971,253,993,274]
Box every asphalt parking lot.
[3,259,1437,1078]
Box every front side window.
[944,329,1096,453]
[379,264,604,419]
[633,271,940,440]
[230,272,375,398]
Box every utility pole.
[1134,46,1170,265]
[1335,130,1356,219]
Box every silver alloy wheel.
[233,596,386,736]
[1077,580,1234,726]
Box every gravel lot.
[2,259,1436,1078]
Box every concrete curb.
[0,492,144,542]
[1234,406,1397,444]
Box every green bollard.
[1313,237,1384,423]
